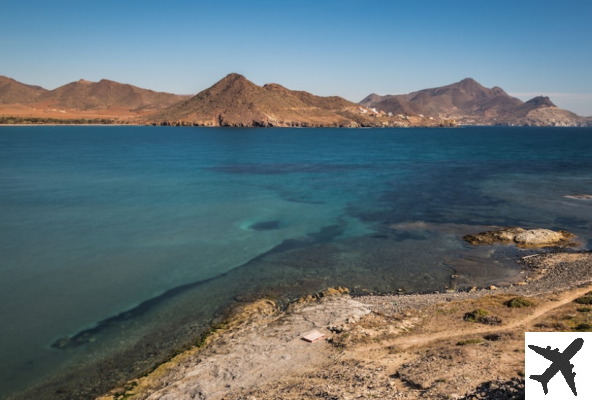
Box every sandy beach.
[91,250,592,400]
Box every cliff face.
[148,74,447,127]
[362,79,591,127]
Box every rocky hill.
[37,79,188,111]
[0,76,47,104]
[361,78,591,127]
[148,74,446,127]
[509,98,588,126]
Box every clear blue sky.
[2,0,591,116]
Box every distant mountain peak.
[459,77,478,84]
[455,77,487,93]
[525,96,556,108]
[0,76,47,104]
[219,73,249,84]
[34,78,186,111]
[208,73,256,93]
[491,86,508,95]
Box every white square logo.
[526,332,592,399]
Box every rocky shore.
[97,250,592,400]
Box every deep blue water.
[0,126,591,398]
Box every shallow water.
[0,126,591,398]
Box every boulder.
[514,229,566,246]
[463,227,576,248]
[463,227,525,245]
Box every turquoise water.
[0,126,591,398]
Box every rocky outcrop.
[510,105,591,127]
[463,227,576,248]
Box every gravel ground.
[357,251,592,314]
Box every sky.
[1,0,592,116]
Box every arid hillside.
[37,79,188,111]
[361,78,592,126]
[0,76,47,104]
[147,74,446,127]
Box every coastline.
[2,126,592,400]
[92,250,592,400]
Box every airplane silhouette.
[528,337,583,396]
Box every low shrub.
[574,292,592,305]
[457,338,483,346]
[464,309,489,322]
[505,297,534,308]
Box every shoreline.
[93,250,592,400]
[2,122,591,128]
[6,249,588,400]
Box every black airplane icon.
[528,337,584,396]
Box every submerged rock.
[563,194,592,200]
[463,227,576,248]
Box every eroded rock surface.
[463,227,576,248]
[124,295,370,400]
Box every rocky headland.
[93,250,592,400]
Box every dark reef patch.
[209,163,374,175]
[249,220,280,231]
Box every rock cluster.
[458,378,525,400]
[463,227,576,248]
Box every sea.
[0,126,591,399]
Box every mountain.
[360,78,522,121]
[506,96,589,126]
[0,76,47,104]
[361,96,432,117]
[148,73,445,127]
[37,79,187,111]
[361,78,591,126]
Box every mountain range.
[147,73,441,127]
[0,76,187,112]
[360,78,589,127]
[1,74,590,127]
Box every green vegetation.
[195,322,228,348]
[504,297,535,308]
[113,381,138,400]
[577,307,592,313]
[457,338,483,346]
[574,292,592,305]
[0,116,116,125]
[463,309,489,322]
[574,323,592,332]
[464,308,502,325]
